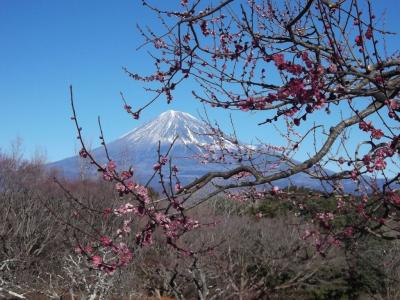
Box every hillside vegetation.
[1,151,400,299]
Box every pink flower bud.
[107,160,117,172]
[100,236,112,247]
[79,148,88,158]
[92,255,103,267]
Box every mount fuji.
[48,110,366,192]
[49,111,233,185]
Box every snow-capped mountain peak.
[118,110,214,145]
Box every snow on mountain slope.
[119,110,214,145]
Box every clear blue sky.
[0,0,399,163]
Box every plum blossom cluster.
[131,211,199,248]
[154,212,199,239]
[72,191,201,272]
[153,156,168,171]
[114,202,146,217]
[75,143,203,270]
[361,145,395,172]
[74,240,133,274]
[358,121,384,141]
[112,196,198,249]
[115,181,151,201]
[220,51,329,123]
[302,229,342,253]
[316,212,335,229]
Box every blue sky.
[1,0,400,164]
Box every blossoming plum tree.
[70,0,400,271]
